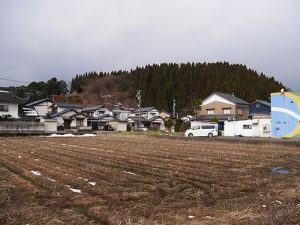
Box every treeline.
[71,62,285,113]
[13,77,67,102]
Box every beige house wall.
[198,101,249,120]
[199,102,237,115]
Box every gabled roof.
[69,112,89,118]
[148,116,163,122]
[0,89,25,104]
[133,107,156,113]
[54,102,83,109]
[203,92,250,105]
[81,105,109,112]
[48,109,78,118]
[253,100,271,107]
[89,114,117,122]
[25,98,52,107]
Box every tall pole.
[136,90,142,130]
[173,98,176,118]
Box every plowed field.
[0,135,299,225]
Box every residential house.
[149,116,165,130]
[197,92,250,121]
[24,98,53,117]
[250,100,271,117]
[48,109,89,130]
[0,88,25,118]
[133,107,159,119]
[126,116,150,131]
[159,110,172,120]
[88,114,117,131]
[81,105,112,117]
[113,107,133,121]
[271,90,300,139]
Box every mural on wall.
[271,91,300,138]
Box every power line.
[0,77,28,84]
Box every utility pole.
[136,90,142,131]
[173,98,176,118]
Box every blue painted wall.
[250,102,270,115]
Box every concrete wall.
[43,119,57,132]
[0,121,44,132]
[110,121,127,131]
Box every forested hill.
[71,62,285,114]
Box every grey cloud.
[0,0,299,90]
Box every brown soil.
[0,135,299,225]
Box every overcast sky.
[0,0,299,90]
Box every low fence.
[0,121,44,132]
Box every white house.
[133,107,160,119]
[113,108,132,121]
[81,105,112,117]
[0,88,24,118]
[149,116,165,131]
[24,98,53,117]
[48,109,89,130]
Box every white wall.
[224,120,253,137]
[34,101,52,116]
[0,102,19,118]
[43,119,58,132]
[202,94,234,106]
[224,119,271,137]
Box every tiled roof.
[81,105,106,112]
[48,109,78,118]
[25,98,52,107]
[254,100,271,107]
[214,92,250,105]
[55,102,83,109]
[133,107,155,113]
[0,89,25,104]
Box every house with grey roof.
[0,88,25,118]
[81,105,112,118]
[133,107,159,119]
[48,108,89,130]
[249,100,271,117]
[197,92,250,121]
[24,98,53,117]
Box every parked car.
[184,124,218,137]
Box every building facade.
[271,91,300,138]
[197,92,250,121]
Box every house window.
[237,108,243,115]
[243,125,252,129]
[223,108,231,114]
[76,119,84,127]
[0,105,9,112]
[207,109,214,115]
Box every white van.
[184,124,218,137]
